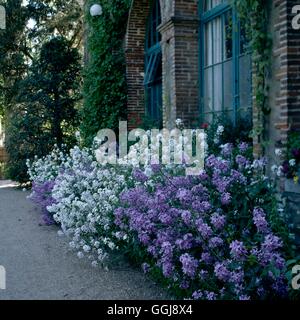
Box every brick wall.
[265,0,300,176]
[126,0,299,137]
[125,0,151,130]
[125,0,200,130]
[270,0,300,148]
[160,9,199,129]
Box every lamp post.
[90,4,103,17]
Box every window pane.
[213,64,223,112]
[204,0,224,11]
[202,3,252,126]
[205,15,226,66]
[146,0,161,50]
[224,11,232,59]
[204,21,213,66]
[224,110,235,124]
[204,67,213,113]
[213,16,223,64]
[239,54,252,111]
[223,59,233,111]
[145,0,162,124]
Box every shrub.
[0,161,6,179]
[27,138,294,300]
[115,143,291,300]
[46,146,132,266]
[27,146,67,224]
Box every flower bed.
[27,139,296,300]
[115,144,291,300]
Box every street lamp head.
[90,4,103,17]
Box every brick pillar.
[125,0,151,130]
[266,0,300,190]
[160,0,200,129]
[126,0,200,130]
[272,0,300,145]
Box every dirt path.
[0,182,168,300]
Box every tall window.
[144,0,162,125]
[200,0,252,125]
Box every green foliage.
[204,116,253,155]
[233,0,272,146]
[287,131,300,154]
[0,162,7,179]
[5,103,53,183]
[80,0,131,146]
[0,0,29,115]
[19,37,81,145]
[281,130,300,181]
[6,37,81,182]
[26,0,83,49]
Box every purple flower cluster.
[253,207,269,234]
[214,262,231,282]
[115,143,289,300]
[230,240,248,261]
[180,253,198,278]
[30,181,56,225]
[210,212,226,230]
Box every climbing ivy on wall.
[233,0,272,149]
[81,0,131,146]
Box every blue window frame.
[144,0,162,125]
[199,0,252,125]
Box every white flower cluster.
[214,125,224,144]
[46,146,129,266]
[28,145,131,267]
[26,145,67,184]
[271,164,284,177]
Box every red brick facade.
[125,0,152,129]
[272,0,300,145]
[125,0,300,156]
[125,0,199,130]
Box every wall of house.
[267,0,300,156]
[125,0,151,129]
[267,0,300,244]
[125,0,200,130]
[160,0,199,129]
[125,0,300,242]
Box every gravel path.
[0,182,168,300]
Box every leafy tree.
[0,0,29,115]
[0,0,83,117]
[6,37,81,182]
[26,0,84,49]
[5,102,53,182]
[22,37,81,145]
